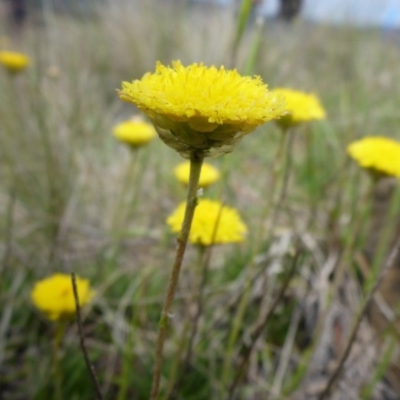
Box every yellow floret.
[0,51,30,73]
[174,161,220,188]
[167,199,247,246]
[113,119,156,148]
[270,88,326,128]
[31,273,93,321]
[118,61,286,157]
[347,136,400,178]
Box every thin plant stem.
[117,267,154,400]
[164,246,207,399]
[271,306,302,395]
[230,0,253,68]
[149,152,204,400]
[164,318,191,400]
[52,321,65,400]
[364,182,400,293]
[111,149,140,240]
[186,244,219,393]
[360,336,396,400]
[184,245,212,365]
[40,0,56,65]
[185,201,224,367]
[315,181,400,396]
[168,202,225,397]
[269,129,295,230]
[317,235,400,400]
[0,272,24,369]
[322,172,372,299]
[243,16,265,76]
[71,273,103,400]
[322,157,354,236]
[227,248,301,399]
[1,185,16,274]
[221,129,288,386]
[260,128,289,240]
[295,177,375,394]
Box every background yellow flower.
[119,61,286,157]
[0,51,30,73]
[174,161,220,188]
[113,118,156,148]
[347,136,400,178]
[167,199,247,246]
[270,88,326,128]
[31,273,94,321]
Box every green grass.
[1,1,400,399]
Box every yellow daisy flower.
[174,161,220,188]
[347,136,400,178]
[118,60,286,157]
[270,88,326,129]
[31,273,94,321]
[167,199,247,246]
[113,118,157,148]
[0,51,30,73]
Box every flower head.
[31,273,94,321]
[167,199,247,246]
[347,136,400,178]
[270,88,326,129]
[0,51,30,74]
[118,61,286,157]
[174,161,220,188]
[113,118,157,148]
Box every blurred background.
[1,1,400,399]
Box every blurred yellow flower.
[270,88,326,129]
[347,136,400,178]
[174,161,220,188]
[0,51,30,73]
[167,199,247,246]
[113,118,156,148]
[118,60,286,157]
[31,273,94,321]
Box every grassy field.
[1,1,400,399]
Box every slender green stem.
[71,273,103,400]
[184,245,211,367]
[295,178,375,395]
[227,250,301,399]
[164,246,206,399]
[117,268,151,400]
[269,129,295,229]
[360,336,396,399]
[164,319,191,400]
[365,182,400,292]
[221,129,288,387]
[184,202,224,366]
[318,235,400,400]
[230,0,253,68]
[52,321,65,400]
[166,202,224,397]
[327,178,375,306]
[112,149,140,239]
[149,152,204,400]
[243,16,265,76]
